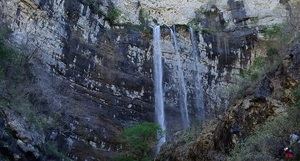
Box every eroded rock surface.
[0,0,295,160]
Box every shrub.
[266,47,278,58]
[261,25,283,39]
[106,8,121,24]
[83,0,120,24]
[240,56,266,80]
[139,8,150,26]
[116,122,162,161]
[188,7,216,33]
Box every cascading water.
[190,27,205,120]
[153,25,166,153]
[170,27,190,129]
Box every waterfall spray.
[190,27,205,120]
[170,27,190,129]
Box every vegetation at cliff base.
[115,122,162,161]
[229,86,300,161]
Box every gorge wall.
[0,0,291,160]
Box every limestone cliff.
[0,0,297,160]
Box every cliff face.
[1,0,154,160]
[156,41,300,161]
[0,0,294,160]
[1,0,154,121]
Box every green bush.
[261,25,283,39]
[188,6,227,34]
[139,8,150,26]
[83,0,120,24]
[266,48,278,58]
[106,8,121,24]
[240,56,267,80]
[116,122,162,161]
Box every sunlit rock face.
[0,0,291,160]
[112,0,287,26]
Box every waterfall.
[153,25,166,153]
[170,27,190,129]
[224,37,229,64]
[190,27,205,120]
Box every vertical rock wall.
[0,0,290,159]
